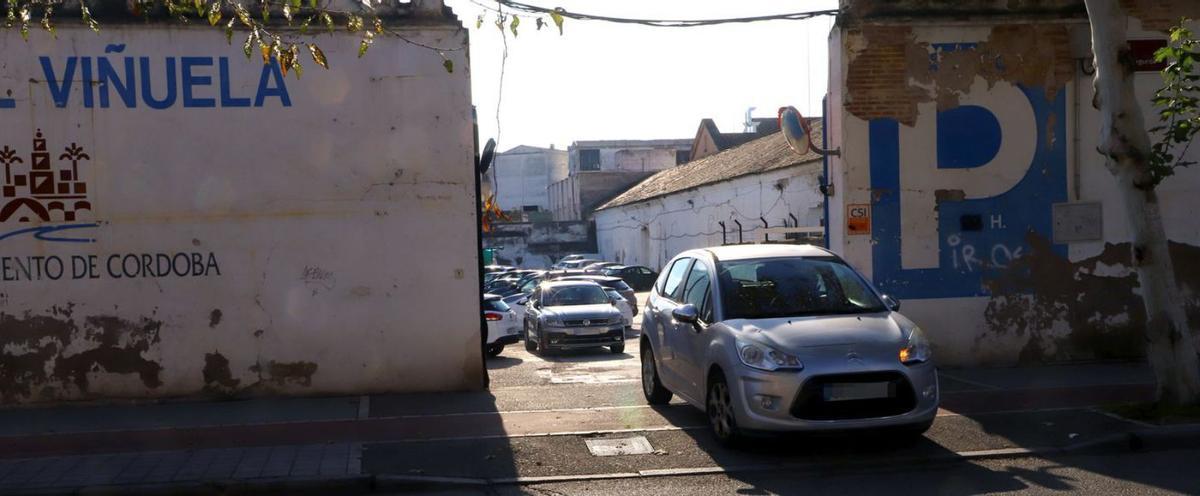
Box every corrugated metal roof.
[595,125,823,211]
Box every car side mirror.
[672,304,699,324]
[516,298,528,306]
[881,294,900,311]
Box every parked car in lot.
[605,288,634,334]
[483,294,521,357]
[602,265,659,291]
[521,281,626,354]
[551,254,600,269]
[550,275,637,316]
[582,261,623,274]
[558,259,601,270]
[639,244,937,446]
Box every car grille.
[562,318,617,327]
[789,371,916,421]
[546,329,623,346]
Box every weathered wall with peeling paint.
[0,21,482,404]
[829,2,1200,365]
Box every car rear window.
[611,280,632,291]
[483,299,510,312]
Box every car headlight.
[544,314,565,327]
[737,340,803,372]
[900,326,932,365]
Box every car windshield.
[717,257,887,319]
[543,285,610,306]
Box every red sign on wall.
[1129,39,1168,72]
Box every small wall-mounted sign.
[847,203,871,235]
[1129,39,1168,72]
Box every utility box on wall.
[0,16,482,404]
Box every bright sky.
[444,0,838,151]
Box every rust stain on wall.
[982,234,1200,362]
[0,312,163,402]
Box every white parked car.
[605,288,634,334]
[483,294,520,357]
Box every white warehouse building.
[594,128,825,270]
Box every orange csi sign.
[847,203,871,235]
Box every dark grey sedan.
[521,281,626,354]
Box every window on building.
[522,205,540,212]
[578,149,601,171]
[676,149,691,165]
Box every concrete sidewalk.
[0,361,1175,495]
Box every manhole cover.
[585,436,654,456]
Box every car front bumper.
[492,334,521,346]
[729,361,939,432]
[544,326,625,349]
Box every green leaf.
[81,2,100,33]
[299,15,311,34]
[358,31,374,58]
[476,14,483,29]
[282,3,292,22]
[373,17,383,34]
[243,32,254,59]
[321,11,333,33]
[208,1,222,25]
[308,0,317,9]
[510,15,519,37]
[347,14,363,33]
[290,0,301,8]
[40,5,55,39]
[261,1,269,22]
[442,57,453,73]
[235,3,253,27]
[225,18,235,43]
[550,8,564,35]
[308,43,328,69]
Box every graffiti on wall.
[869,82,1068,299]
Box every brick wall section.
[844,23,1074,125]
[1122,0,1200,32]
[844,26,925,126]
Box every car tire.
[537,326,554,356]
[640,341,673,405]
[706,372,744,447]
[485,344,503,358]
[524,323,537,352]
[609,342,625,354]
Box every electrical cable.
[493,0,838,28]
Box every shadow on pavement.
[536,348,632,363]
[484,355,524,369]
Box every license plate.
[823,382,891,402]
[569,327,608,335]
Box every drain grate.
[584,436,655,456]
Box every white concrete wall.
[0,23,481,403]
[828,19,1200,366]
[595,164,824,270]
[491,148,567,212]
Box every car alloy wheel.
[641,349,656,396]
[707,375,740,445]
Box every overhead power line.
[491,0,839,27]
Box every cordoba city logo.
[0,129,98,243]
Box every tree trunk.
[1085,0,1200,406]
